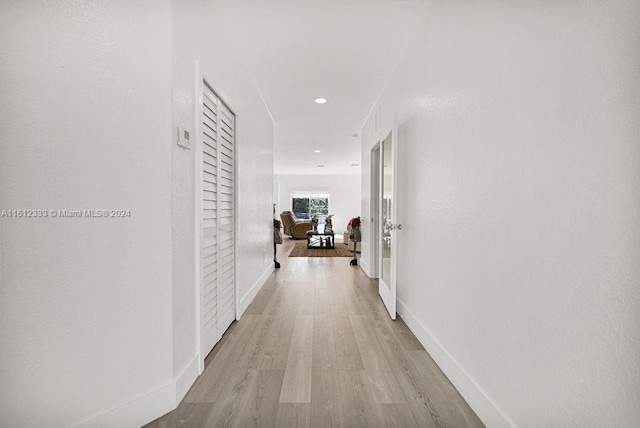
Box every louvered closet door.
[201,80,235,358]
[217,102,235,331]
[201,84,220,356]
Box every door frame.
[370,142,381,279]
[194,61,204,373]
[194,62,239,372]
[377,130,397,319]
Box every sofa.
[280,211,313,239]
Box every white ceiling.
[223,0,425,176]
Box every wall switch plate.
[177,126,191,149]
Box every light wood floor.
[145,239,484,428]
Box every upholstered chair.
[280,211,313,239]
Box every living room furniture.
[346,216,361,264]
[274,217,282,268]
[344,216,361,252]
[280,211,313,239]
[343,230,356,251]
[307,228,335,249]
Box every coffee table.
[306,228,335,249]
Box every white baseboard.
[237,263,273,319]
[75,354,201,428]
[175,354,200,403]
[396,297,515,428]
[74,382,175,428]
[360,259,371,277]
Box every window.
[291,193,329,221]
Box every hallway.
[146,240,483,427]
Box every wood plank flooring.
[145,239,484,428]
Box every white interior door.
[378,131,398,319]
[216,102,235,333]
[370,144,381,279]
[200,79,236,358]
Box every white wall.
[276,174,361,237]
[197,1,275,318]
[361,1,640,427]
[170,0,275,403]
[0,1,174,427]
[0,0,274,426]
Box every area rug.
[288,241,354,257]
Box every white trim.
[232,109,239,325]
[396,297,515,428]
[236,263,273,319]
[73,383,174,428]
[370,143,381,279]
[73,353,200,428]
[194,61,205,373]
[377,131,396,319]
[174,354,200,404]
[289,191,330,198]
[360,259,372,278]
[201,77,238,119]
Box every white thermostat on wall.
[177,126,192,150]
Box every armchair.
[280,211,313,239]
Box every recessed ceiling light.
[314,98,327,104]
[351,163,360,167]
[314,150,321,153]
[317,164,325,168]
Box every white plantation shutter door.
[217,102,235,331]
[201,80,235,357]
